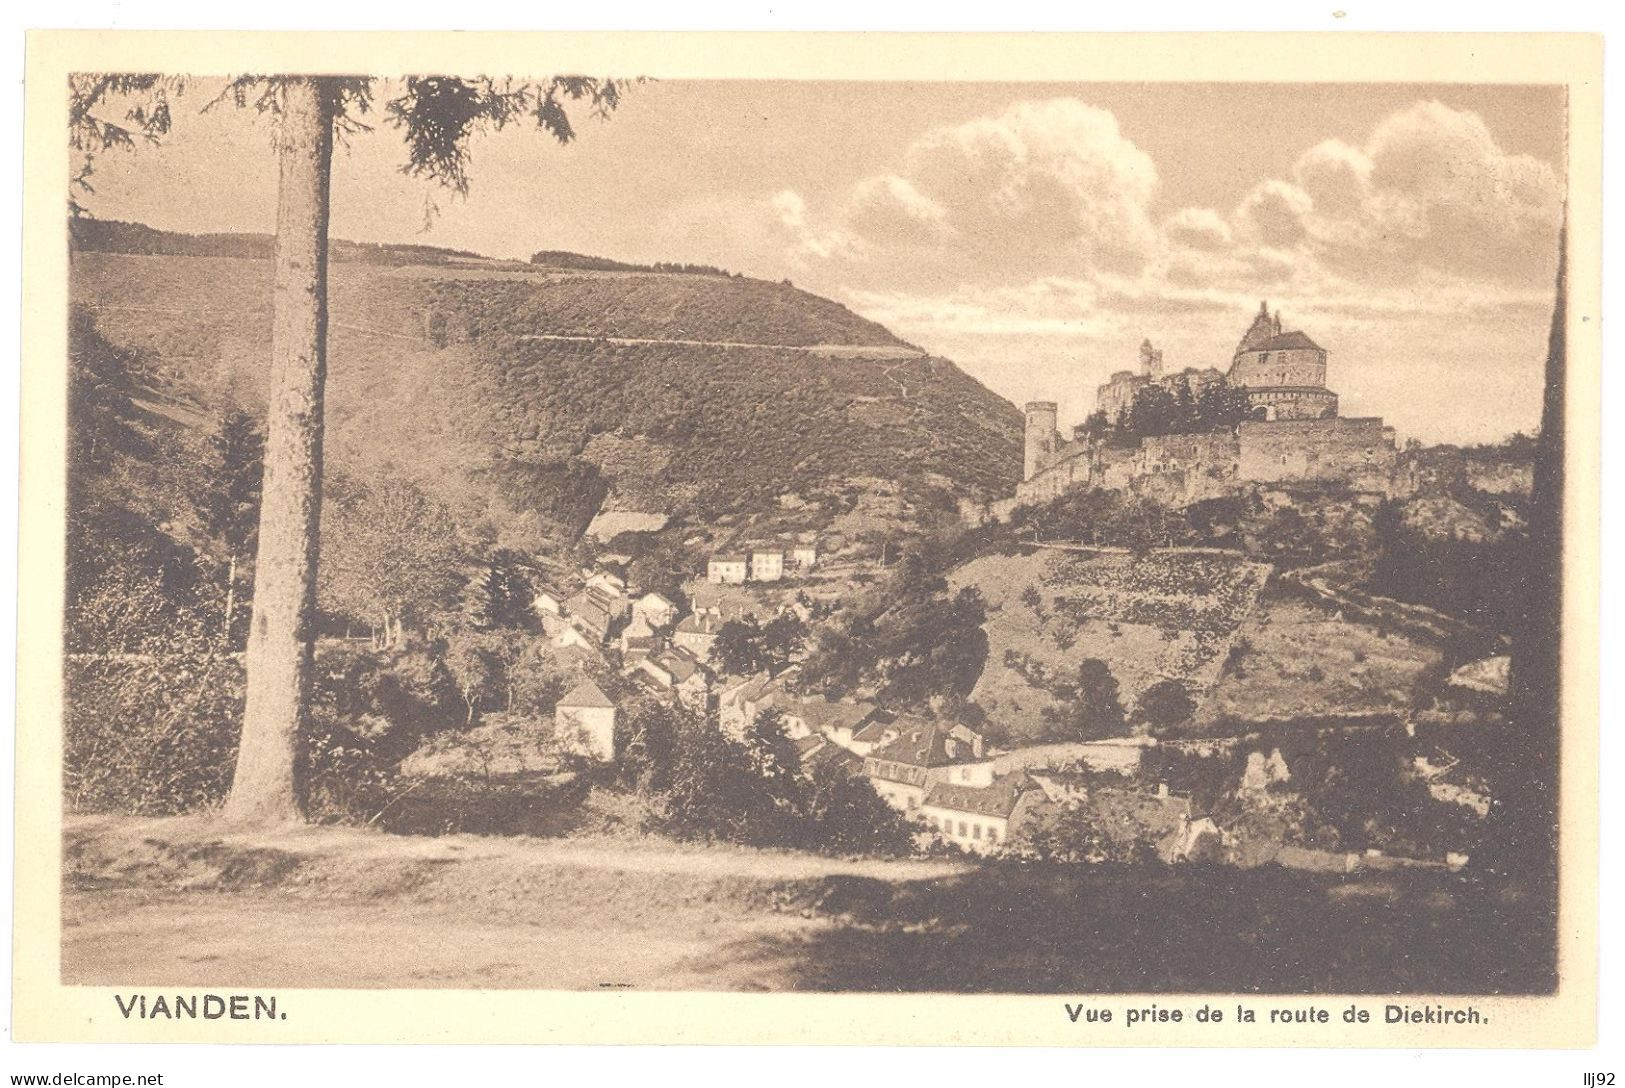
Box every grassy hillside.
[69,241,1021,551]
[949,547,1270,739]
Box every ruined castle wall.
[1130,431,1241,505]
[1096,373,1146,423]
[1015,444,1094,504]
[1238,418,1397,490]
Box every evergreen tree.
[197,407,264,646]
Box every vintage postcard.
[13,30,1601,1046]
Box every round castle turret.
[1023,401,1058,481]
[1226,301,1338,421]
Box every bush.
[64,647,243,816]
[1136,679,1196,731]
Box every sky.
[78,79,1567,445]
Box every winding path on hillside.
[517,332,926,360]
[88,303,927,360]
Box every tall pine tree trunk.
[222,554,238,645]
[224,78,335,825]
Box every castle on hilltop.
[1010,302,1406,510]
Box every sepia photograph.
[11,28,1603,1050]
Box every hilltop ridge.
[69,221,1021,554]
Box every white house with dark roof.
[862,719,989,814]
[673,612,724,660]
[921,772,1048,853]
[555,679,617,761]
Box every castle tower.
[1139,338,1164,379]
[1227,302,1337,421]
[1023,401,1058,481]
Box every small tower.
[1023,401,1058,481]
[1140,338,1165,379]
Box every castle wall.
[1246,387,1338,421]
[1230,347,1326,390]
[1237,418,1396,489]
[1096,373,1146,423]
[1015,443,1093,504]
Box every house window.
[972,824,982,840]
[958,821,968,837]
[987,826,999,844]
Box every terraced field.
[950,547,1271,740]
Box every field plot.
[1196,587,1444,726]
[951,548,1269,738]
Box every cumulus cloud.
[1249,100,1564,285]
[1233,180,1315,249]
[1161,207,1232,252]
[772,98,1161,290]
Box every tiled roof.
[567,591,614,627]
[710,554,749,565]
[924,773,1035,819]
[654,647,703,683]
[558,679,614,710]
[676,613,722,635]
[790,699,876,733]
[867,718,982,769]
[851,719,894,744]
[1253,330,1322,353]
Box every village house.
[565,589,617,644]
[847,718,901,757]
[584,567,628,598]
[717,669,796,738]
[707,554,749,585]
[789,539,818,571]
[637,646,711,711]
[631,591,679,631]
[920,772,1049,854]
[619,611,657,649]
[620,634,661,666]
[686,584,756,622]
[862,719,989,814]
[673,612,724,660]
[781,698,880,747]
[749,548,784,582]
[794,733,863,779]
[1089,784,1195,863]
[532,584,566,618]
[549,619,600,654]
[554,679,617,762]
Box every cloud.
[1279,101,1563,285]
[1233,180,1315,249]
[772,98,1161,291]
[1161,207,1232,252]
